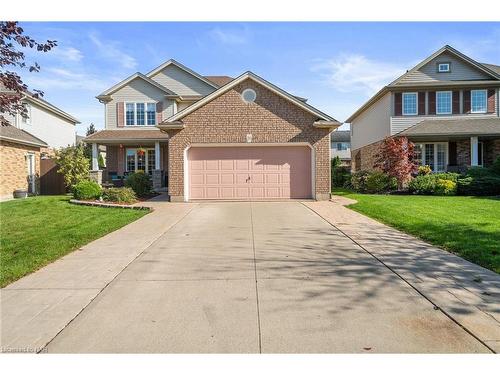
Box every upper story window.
[471,89,487,113]
[436,91,452,114]
[333,142,350,151]
[21,104,32,125]
[402,92,417,115]
[125,102,156,126]
[437,63,451,73]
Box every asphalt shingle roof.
[398,117,500,137]
[0,121,48,147]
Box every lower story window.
[414,143,448,172]
[125,148,157,174]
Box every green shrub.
[331,157,351,188]
[435,179,457,196]
[73,180,102,200]
[125,171,152,197]
[408,173,459,195]
[457,175,500,196]
[466,166,494,178]
[102,187,137,203]
[365,171,397,193]
[490,156,500,175]
[418,165,432,175]
[349,171,370,192]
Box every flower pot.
[13,190,28,199]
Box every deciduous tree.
[375,136,418,189]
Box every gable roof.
[97,72,177,99]
[25,94,80,124]
[389,45,500,87]
[163,71,339,125]
[331,130,350,142]
[346,45,500,123]
[146,59,220,89]
[204,75,234,87]
[0,120,48,147]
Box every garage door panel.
[189,146,311,200]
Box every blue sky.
[18,22,500,135]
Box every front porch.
[85,129,169,191]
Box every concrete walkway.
[1,200,498,353]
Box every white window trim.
[402,92,418,116]
[470,89,488,114]
[416,142,448,172]
[125,148,156,173]
[124,102,157,126]
[438,63,450,73]
[436,91,452,115]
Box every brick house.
[85,60,340,201]
[347,45,500,172]
[0,120,47,200]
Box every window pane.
[137,150,146,171]
[147,103,156,125]
[148,149,156,173]
[136,103,145,125]
[436,92,452,114]
[126,149,135,171]
[126,103,135,125]
[471,90,487,113]
[436,144,446,172]
[403,93,417,115]
[425,144,435,171]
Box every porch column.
[155,141,160,170]
[91,143,99,170]
[152,141,162,190]
[470,136,479,166]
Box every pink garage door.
[188,146,312,200]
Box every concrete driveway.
[34,201,491,353]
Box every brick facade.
[351,140,384,172]
[0,140,40,200]
[456,139,471,167]
[163,79,332,201]
[484,139,500,166]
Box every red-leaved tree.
[0,21,56,124]
[375,136,418,189]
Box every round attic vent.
[242,88,257,103]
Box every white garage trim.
[183,142,315,202]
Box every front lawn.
[333,189,500,274]
[0,195,148,287]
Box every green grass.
[0,195,148,287]
[332,189,500,274]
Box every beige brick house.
[347,45,500,172]
[86,60,340,201]
[0,120,47,200]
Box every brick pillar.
[89,170,103,185]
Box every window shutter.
[156,102,163,124]
[463,90,471,113]
[418,92,425,115]
[428,92,436,115]
[116,102,124,127]
[452,91,460,114]
[394,93,402,116]
[487,89,496,113]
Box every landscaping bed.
[0,195,148,287]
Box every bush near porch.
[333,189,500,274]
[0,195,147,287]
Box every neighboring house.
[0,118,48,200]
[85,59,340,201]
[1,93,80,152]
[331,130,351,166]
[347,45,500,172]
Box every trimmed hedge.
[457,175,500,196]
[125,171,152,197]
[73,180,102,200]
[348,171,396,193]
[408,173,459,195]
[102,187,137,204]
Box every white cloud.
[312,54,405,96]
[88,32,137,70]
[53,46,84,62]
[209,27,249,45]
[25,67,111,93]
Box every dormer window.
[437,63,451,73]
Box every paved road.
[44,202,488,353]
